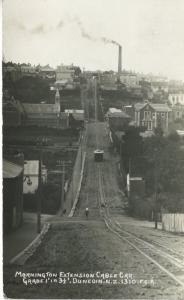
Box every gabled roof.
[150,103,172,112]
[134,103,146,111]
[135,102,171,112]
[22,103,60,114]
[3,160,23,178]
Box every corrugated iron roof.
[23,103,60,114]
[3,160,23,178]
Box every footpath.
[3,212,52,263]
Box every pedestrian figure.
[85,207,89,219]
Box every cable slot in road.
[97,163,184,289]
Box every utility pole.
[61,162,65,213]
[37,152,42,233]
[94,77,97,123]
[154,153,158,229]
[56,160,65,213]
[80,131,83,170]
[128,157,131,198]
[56,160,73,214]
[129,157,131,178]
[94,77,98,149]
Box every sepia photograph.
[2,0,184,299]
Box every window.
[161,113,165,118]
[152,112,156,118]
[144,111,151,120]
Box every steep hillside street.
[4,121,184,299]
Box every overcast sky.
[3,0,184,80]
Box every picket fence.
[162,213,184,233]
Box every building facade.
[134,102,171,133]
[39,65,55,79]
[20,65,37,77]
[22,89,61,128]
[120,71,139,87]
[168,93,184,106]
[56,65,75,82]
[171,105,184,121]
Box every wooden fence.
[162,214,184,233]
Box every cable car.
[94,149,104,162]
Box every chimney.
[118,45,122,80]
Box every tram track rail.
[97,164,184,289]
[116,221,184,261]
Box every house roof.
[150,103,172,112]
[3,160,23,178]
[107,108,131,118]
[40,66,55,72]
[24,160,39,175]
[22,103,60,114]
[108,108,122,113]
[135,103,146,111]
[135,102,171,112]
[108,111,131,118]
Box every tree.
[143,133,184,212]
[121,126,143,173]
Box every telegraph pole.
[154,154,158,229]
[37,152,42,233]
[61,162,65,212]
[94,77,98,148]
[56,160,66,213]
[56,160,73,214]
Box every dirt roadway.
[3,122,184,299]
[3,221,183,299]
